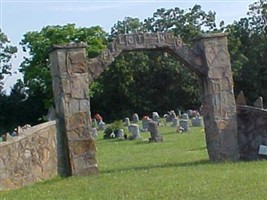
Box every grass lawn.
[1,124,267,200]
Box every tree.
[0,29,17,92]
[19,24,107,115]
[225,0,267,105]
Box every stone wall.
[237,105,267,160]
[0,121,57,191]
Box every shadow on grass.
[101,159,211,174]
[188,146,207,151]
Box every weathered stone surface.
[148,121,163,142]
[71,74,89,99]
[253,96,263,109]
[49,44,97,177]
[67,50,88,74]
[0,121,57,191]
[197,34,239,161]
[128,124,141,139]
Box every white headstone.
[117,129,124,138]
[98,121,106,130]
[124,117,130,126]
[259,145,267,155]
[132,113,139,123]
[128,124,141,139]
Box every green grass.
[1,125,267,200]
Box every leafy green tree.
[225,0,267,105]
[0,29,17,92]
[19,23,107,112]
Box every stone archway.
[49,32,239,176]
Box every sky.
[0,0,256,93]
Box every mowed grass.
[1,125,267,200]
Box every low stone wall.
[0,121,57,191]
[237,105,267,160]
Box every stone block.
[67,50,88,74]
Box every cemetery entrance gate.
[49,32,239,176]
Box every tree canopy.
[0,29,17,93]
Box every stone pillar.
[49,44,98,176]
[197,34,239,161]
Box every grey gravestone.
[132,113,139,123]
[128,124,141,139]
[254,96,263,109]
[181,113,189,120]
[116,129,124,138]
[165,110,176,123]
[91,128,98,138]
[98,121,106,131]
[191,116,204,127]
[142,118,150,131]
[180,119,190,132]
[171,117,180,127]
[124,117,130,126]
[148,120,163,142]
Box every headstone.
[254,96,263,109]
[116,129,124,138]
[148,120,163,142]
[91,128,98,138]
[98,120,106,131]
[191,116,204,127]
[180,119,190,132]
[142,118,150,131]
[259,145,267,155]
[124,117,130,126]
[171,117,179,127]
[165,110,176,123]
[181,113,189,120]
[132,113,139,123]
[236,90,246,105]
[152,112,160,123]
[128,124,141,139]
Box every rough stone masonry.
[48,32,239,176]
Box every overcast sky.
[1,0,256,93]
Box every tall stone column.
[196,34,239,161]
[49,44,98,176]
